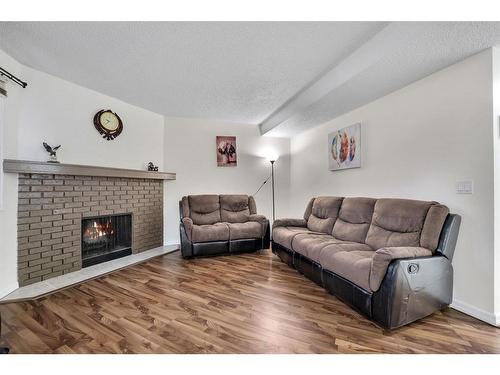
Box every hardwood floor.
[1,249,499,354]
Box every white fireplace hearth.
[0,244,178,302]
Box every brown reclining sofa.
[180,194,270,258]
[272,197,461,329]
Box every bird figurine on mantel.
[43,142,61,163]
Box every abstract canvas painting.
[328,123,361,171]
[216,136,237,167]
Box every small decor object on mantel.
[216,136,237,167]
[147,162,159,171]
[328,123,361,171]
[42,142,61,163]
[93,109,123,140]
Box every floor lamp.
[269,159,276,223]
[253,154,279,233]
[266,154,279,239]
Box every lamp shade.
[265,152,279,163]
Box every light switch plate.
[456,180,473,194]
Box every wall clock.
[93,109,123,140]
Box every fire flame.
[83,220,114,241]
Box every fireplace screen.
[81,214,132,267]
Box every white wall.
[493,47,500,324]
[290,50,498,324]
[16,66,164,170]
[163,117,290,244]
[0,49,23,298]
[0,48,165,298]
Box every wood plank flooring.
[1,249,499,353]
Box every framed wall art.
[328,123,361,171]
[216,136,237,167]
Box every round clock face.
[100,111,119,131]
[93,109,123,140]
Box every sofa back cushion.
[365,198,433,249]
[220,194,251,223]
[332,197,377,243]
[180,196,190,218]
[307,197,343,234]
[188,195,221,225]
[248,196,257,215]
[420,204,450,251]
[303,197,314,220]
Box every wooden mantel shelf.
[2,159,176,181]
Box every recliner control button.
[408,263,419,274]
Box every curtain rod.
[0,66,27,88]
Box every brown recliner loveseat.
[180,194,270,258]
[272,196,461,329]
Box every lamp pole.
[270,160,275,223]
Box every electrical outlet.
[456,180,473,194]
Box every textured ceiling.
[1,22,499,137]
[262,22,500,137]
[0,21,385,125]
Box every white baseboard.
[164,240,180,247]
[0,281,18,299]
[451,299,499,326]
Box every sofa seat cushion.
[291,233,342,260]
[191,223,229,243]
[320,250,375,292]
[319,245,432,292]
[320,241,372,264]
[318,241,373,266]
[228,221,262,240]
[273,226,318,249]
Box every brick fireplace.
[6,160,176,287]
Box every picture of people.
[216,136,237,167]
[328,123,361,171]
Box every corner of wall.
[492,46,500,319]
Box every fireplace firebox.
[81,214,132,268]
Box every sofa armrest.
[247,214,271,249]
[248,214,267,224]
[179,218,194,258]
[272,218,307,230]
[181,217,194,241]
[370,246,432,292]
